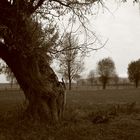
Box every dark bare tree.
[58,33,84,90]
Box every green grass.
[0,88,140,140]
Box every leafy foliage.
[97,57,116,89]
[128,59,140,88]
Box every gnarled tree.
[58,33,84,90]
[0,0,102,122]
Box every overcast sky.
[0,1,140,82]
[83,1,140,78]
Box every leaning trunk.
[10,77,14,89]
[102,77,108,90]
[135,80,139,88]
[0,43,65,122]
[103,82,106,89]
[0,4,65,122]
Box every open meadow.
[0,88,140,140]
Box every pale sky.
[83,1,140,78]
[0,1,140,82]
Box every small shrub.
[88,110,110,124]
[113,102,137,114]
[88,102,138,124]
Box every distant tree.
[87,70,95,86]
[0,0,137,122]
[128,59,140,88]
[0,61,3,74]
[113,73,119,89]
[4,66,17,88]
[58,33,84,90]
[0,0,106,122]
[0,60,17,87]
[97,57,116,89]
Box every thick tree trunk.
[135,80,139,88]
[103,82,106,89]
[0,43,65,122]
[102,77,108,90]
[0,3,66,122]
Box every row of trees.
[1,55,140,91]
[87,58,140,89]
[87,57,117,89]
[1,54,140,91]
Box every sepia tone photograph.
[0,0,140,140]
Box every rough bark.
[103,82,106,90]
[101,76,108,90]
[0,0,67,123]
[0,43,65,122]
[135,79,139,88]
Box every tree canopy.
[97,57,116,89]
[128,59,140,88]
[0,0,102,122]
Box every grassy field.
[0,88,140,140]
